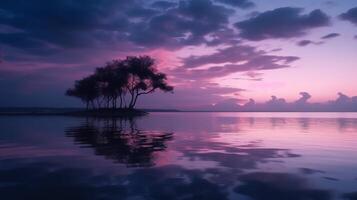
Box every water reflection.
[343,192,357,200]
[235,172,332,200]
[0,113,357,200]
[65,118,173,167]
[0,162,128,200]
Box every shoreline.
[0,108,148,118]
[0,108,356,117]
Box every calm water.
[1,112,357,200]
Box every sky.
[0,0,357,110]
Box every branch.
[138,88,155,96]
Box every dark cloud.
[297,40,324,47]
[129,0,234,48]
[321,33,340,39]
[234,71,264,81]
[0,0,142,70]
[183,45,298,69]
[270,48,282,52]
[214,0,255,9]
[297,40,314,46]
[235,7,330,41]
[299,168,325,175]
[125,7,158,18]
[340,7,357,26]
[245,71,263,78]
[0,0,238,53]
[151,1,177,10]
[0,0,351,109]
[0,0,133,49]
[174,45,299,80]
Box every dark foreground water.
[1,112,357,200]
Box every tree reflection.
[65,118,173,167]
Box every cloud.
[235,7,330,41]
[209,92,357,112]
[0,0,133,49]
[0,0,351,109]
[324,1,336,6]
[340,7,357,26]
[0,0,143,68]
[136,82,246,109]
[214,0,255,9]
[151,1,177,10]
[296,40,323,47]
[321,33,340,39]
[125,6,158,18]
[174,45,299,80]
[297,40,314,46]
[295,92,312,104]
[187,92,357,111]
[129,0,234,48]
[234,71,264,81]
[182,45,298,69]
[245,71,263,78]
[0,0,239,54]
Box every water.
[1,112,357,200]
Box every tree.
[94,60,128,109]
[125,56,174,109]
[66,55,174,110]
[66,75,100,110]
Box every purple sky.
[0,0,357,110]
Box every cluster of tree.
[66,56,173,110]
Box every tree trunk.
[123,94,127,108]
[112,96,115,110]
[128,90,135,109]
[132,94,140,108]
[93,101,96,109]
[119,95,123,109]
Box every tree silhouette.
[125,56,174,109]
[66,56,173,110]
[66,75,100,110]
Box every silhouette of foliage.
[66,75,100,110]
[66,56,174,110]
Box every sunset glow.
[0,0,357,110]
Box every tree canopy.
[66,56,174,110]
